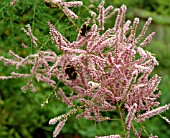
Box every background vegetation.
[0,0,170,138]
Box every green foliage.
[0,0,170,138]
[108,0,170,25]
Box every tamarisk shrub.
[1,0,170,137]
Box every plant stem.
[117,101,126,137]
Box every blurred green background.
[0,0,170,138]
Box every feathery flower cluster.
[0,50,57,92]
[126,103,137,138]
[95,135,121,138]
[21,24,38,48]
[135,104,170,122]
[45,0,83,19]
[53,120,66,138]
[2,1,170,137]
[95,1,115,30]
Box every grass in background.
[0,0,170,138]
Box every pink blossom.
[21,24,38,47]
[98,1,105,30]
[114,5,127,31]
[128,18,139,43]
[63,7,78,19]
[21,80,36,93]
[53,120,66,138]
[9,50,23,61]
[126,103,137,138]
[21,43,28,48]
[140,32,156,47]
[95,135,121,138]
[58,88,73,108]
[135,104,170,122]
[135,17,152,43]
[62,1,83,7]
[104,6,114,16]
[10,0,18,6]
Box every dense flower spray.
[1,0,170,137]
